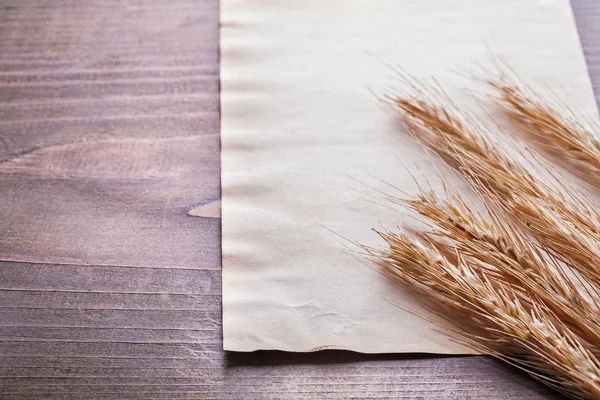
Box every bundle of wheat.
[371,78,600,399]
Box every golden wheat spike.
[489,74,600,188]
[394,185,600,357]
[368,231,600,399]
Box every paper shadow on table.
[225,351,564,398]
[226,350,455,367]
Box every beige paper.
[221,0,597,353]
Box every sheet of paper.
[221,0,597,353]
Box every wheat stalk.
[368,230,600,399]
[391,86,600,288]
[392,185,600,357]
[488,73,600,188]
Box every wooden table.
[1,1,597,398]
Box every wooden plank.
[0,136,221,267]
[2,0,598,398]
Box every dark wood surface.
[0,1,598,398]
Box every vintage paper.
[221,0,597,353]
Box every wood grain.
[0,0,597,398]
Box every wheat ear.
[488,74,600,188]
[368,231,600,400]
[394,185,600,356]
